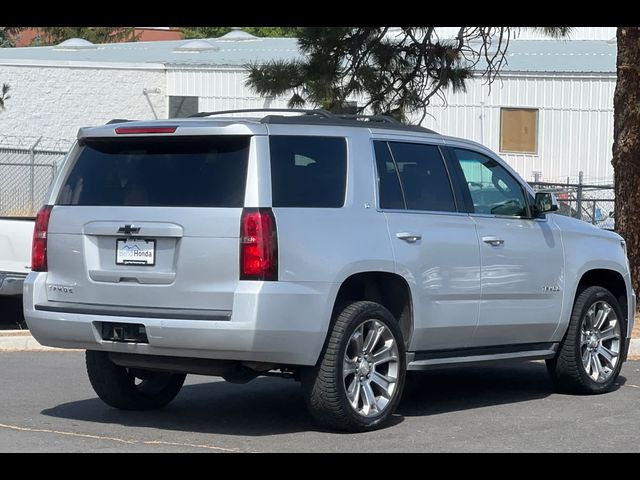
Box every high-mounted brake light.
[240,208,278,281]
[115,126,177,135]
[32,205,53,272]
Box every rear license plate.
[116,238,156,266]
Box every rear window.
[269,136,347,208]
[57,136,250,207]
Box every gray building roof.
[0,36,616,74]
[500,40,616,73]
[0,37,303,68]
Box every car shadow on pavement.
[40,361,627,437]
[42,376,317,436]
[399,361,626,417]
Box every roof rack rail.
[187,108,438,134]
[189,108,334,118]
[331,114,402,125]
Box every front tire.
[547,286,626,394]
[86,350,186,410]
[302,301,406,432]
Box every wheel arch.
[330,271,414,348]
[556,267,632,350]
[576,268,628,324]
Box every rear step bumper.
[23,273,336,366]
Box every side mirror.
[534,192,559,217]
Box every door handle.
[482,236,505,247]
[396,232,422,243]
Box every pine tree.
[246,27,570,122]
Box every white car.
[0,217,34,297]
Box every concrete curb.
[0,330,67,352]
[1,330,639,357]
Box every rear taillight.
[32,205,53,272]
[240,208,278,281]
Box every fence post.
[576,171,584,220]
[29,137,42,214]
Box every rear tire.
[302,301,406,432]
[86,350,186,410]
[547,286,626,394]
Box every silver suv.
[24,110,635,431]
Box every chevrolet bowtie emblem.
[117,224,141,235]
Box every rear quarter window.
[269,136,347,208]
[57,136,250,207]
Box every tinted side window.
[387,142,456,212]
[452,148,528,217]
[58,136,250,207]
[373,141,405,209]
[270,136,347,208]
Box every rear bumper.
[24,273,337,366]
[0,272,27,296]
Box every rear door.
[45,135,251,313]
[374,139,481,351]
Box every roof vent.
[173,39,220,53]
[217,27,258,42]
[53,38,97,50]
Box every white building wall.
[167,67,290,113]
[419,73,616,183]
[0,65,166,147]
[169,67,616,184]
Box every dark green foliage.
[246,27,571,123]
[26,27,138,46]
[0,27,24,47]
[183,27,302,39]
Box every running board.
[407,343,558,370]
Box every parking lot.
[1,351,639,452]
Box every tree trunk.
[613,27,640,299]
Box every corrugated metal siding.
[420,74,616,183]
[168,68,616,184]
[167,68,291,111]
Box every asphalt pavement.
[1,351,639,452]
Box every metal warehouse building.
[0,27,618,188]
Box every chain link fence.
[530,171,615,230]
[0,135,620,231]
[0,136,71,217]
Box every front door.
[448,147,564,347]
